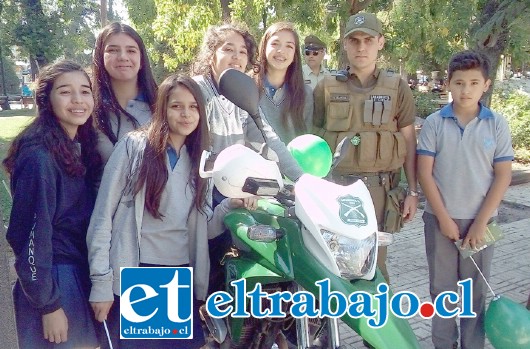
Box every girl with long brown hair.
[4,60,101,348]
[92,22,158,165]
[253,21,313,144]
[86,74,253,348]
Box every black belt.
[332,171,397,187]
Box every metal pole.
[0,9,12,111]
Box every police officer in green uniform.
[313,12,419,284]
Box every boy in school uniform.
[417,50,514,349]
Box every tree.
[0,0,100,77]
[13,0,60,77]
[385,0,529,105]
[120,0,529,100]
[471,0,529,104]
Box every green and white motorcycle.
[198,69,420,349]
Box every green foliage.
[0,115,34,220]
[0,56,20,95]
[50,0,99,67]
[0,0,98,70]
[491,87,530,161]
[413,91,440,119]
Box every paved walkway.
[340,182,530,348]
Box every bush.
[491,87,530,162]
[413,91,440,118]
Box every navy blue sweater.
[6,143,95,314]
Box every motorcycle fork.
[327,317,341,349]
[293,284,311,349]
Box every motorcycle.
[198,69,420,349]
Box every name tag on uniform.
[304,79,311,85]
[330,93,350,102]
[370,95,391,102]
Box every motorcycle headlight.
[321,229,377,280]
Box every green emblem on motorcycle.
[338,195,368,226]
[351,135,361,146]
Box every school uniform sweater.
[96,99,152,166]
[87,132,229,302]
[6,143,95,314]
[192,74,303,181]
[259,83,314,144]
[140,146,192,266]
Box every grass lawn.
[0,111,34,224]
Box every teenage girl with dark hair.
[92,22,158,165]
[191,23,303,295]
[87,74,255,348]
[191,22,303,182]
[3,60,102,348]
[253,21,313,144]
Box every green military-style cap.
[344,12,383,38]
[304,35,326,50]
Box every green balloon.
[485,295,530,349]
[288,135,332,178]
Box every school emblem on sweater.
[120,267,193,339]
[338,195,368,226]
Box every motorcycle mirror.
[219,68,261,120]
[219,68,269,154]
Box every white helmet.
[200,144,284,198]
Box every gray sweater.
[259,84,314,144]
[96,99,152,166]
[193,75,304,181]
[87,132,228,302]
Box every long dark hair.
[191,22,258,77]
[92,22,157,144]
[134,75,210,218]
[254,22,306,133]
[3,60,101,184]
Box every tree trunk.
[349,0,374,15]
[220,0,232,22]
[471,0,528,106]
[29,58,40,81]
[101,0,108,27]
[0,43,12,111]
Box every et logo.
[120,267,193,339]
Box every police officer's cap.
[344,12,383,38]
[304,35,326,50]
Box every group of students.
[3,11,516,349]
[3,20,310,349]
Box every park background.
[1,0,529,221]
[0,1,529,348]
